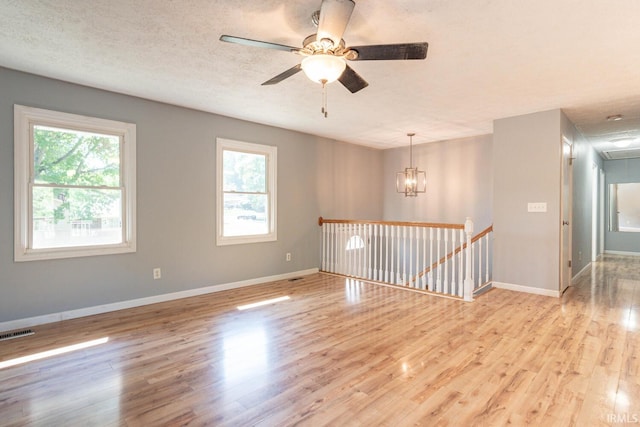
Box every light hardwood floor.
[1,254,640,426]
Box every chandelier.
[396,133,426,197]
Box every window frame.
[14,104,136,262]
[216,137,277,246]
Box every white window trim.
[14,104,136,261]
[216,137,277,246]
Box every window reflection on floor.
[19,337,121,425]
[345,278,362,304]
[621,308,638,331]
[222,325,268,385]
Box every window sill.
[15,243,136,262]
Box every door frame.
[560,136,573,293]
[592,163,598,262]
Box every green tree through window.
[14,105,136,261]
[33,125,121,223]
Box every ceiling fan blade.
[220,35,302,54]
[261,64,303,85]
[316,0,355,48]
[338,65,368,93]
[349,43,428,61]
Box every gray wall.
[0,67,383,323]
[604,158,640,253]
[382,134,493,230]
[493,109,562,292]
[316,139,383,220]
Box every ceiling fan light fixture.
[301,54,346,84]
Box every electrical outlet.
[527,202,547,213]
[153,268,161,280]
[286,253,292,262]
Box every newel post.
[463,217,474,302]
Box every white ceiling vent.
[602,148,640,160]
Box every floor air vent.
[0,329,34,342]
[288,277,304,282]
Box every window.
[216,138,276,245]
[346,235,365,250]
[14,105,136,261]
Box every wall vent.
[0,329,34,342]
[603,148,640,160]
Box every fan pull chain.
[321,80,328,118]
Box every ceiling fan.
[219,0,428,95]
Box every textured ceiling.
[2,0,640,154]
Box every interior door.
[560,138,573,293]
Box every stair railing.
[318,217,493,301]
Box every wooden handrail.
[412,225,493,284]
[318,217,465,230]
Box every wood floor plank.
[1,254,640,425]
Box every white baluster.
[359,224,369,277]
[414,227,420,288]
[329,223,334,273]
[388,225,394,284]
[450,228,456,295]
[443,227,449,294]
[321,222,325,271]
[436,228,442,293]
[378,224,384,281]
[472,240,477,287]
[324,222,329,272]
[458,228,464,297]
[464,218,474,302]
[353,223,358,277]
[422,227,427,290]
[338,224,349,276]
[333,223,338,274]
[335,224,340,274]
[354,223,359,277]
[365,224,370,279]
[335,224,339,274]
[396,226,401,284]
[408,226,413,287]
[478,237,483,289]
[350,223,356,277]
[355,223,361,277]
[378,225,382,281]
[401,226,407,285]
[363,224,369,279]
[370,224,375,280]
[485,233,490,284]
[428,227,434,291]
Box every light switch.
[528,202,547,213]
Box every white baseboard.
[572,262,592,282]
[0,268,319,332]
[604,250,640,257]
[492,281,560,298]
